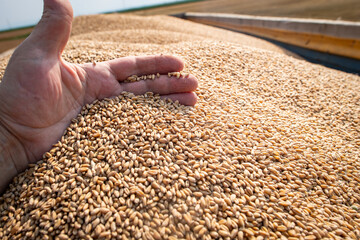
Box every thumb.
[27,0,73,57]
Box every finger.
[107,55,184,80]
[25,0,73,56]
[120,74,198,95]
[160,92,198,106]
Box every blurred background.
[0,0,191,31]
[0,0,359,54]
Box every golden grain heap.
[0,14,359,240]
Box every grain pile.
[70,15,293,55]
[0,14,360,240]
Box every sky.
[0,0,184,31]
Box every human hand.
[0,0,198,192]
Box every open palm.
[0,0,198,174]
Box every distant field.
[131,0,360,21]
[0,28,32,54]
[1,0,359,54]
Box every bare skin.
[0,0,198,193]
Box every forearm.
[0,123,28,194]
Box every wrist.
[0,120,29,194]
